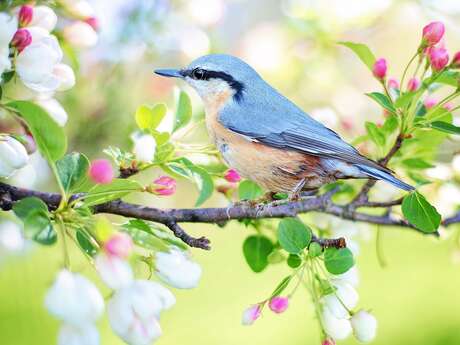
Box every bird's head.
[154,54,260,103]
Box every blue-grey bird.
[155,54,413,196]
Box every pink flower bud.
[85,17,99,31]
[387,77,399,90]
[242,304,262,325]
[407,77,420,92]
[423,96,437,109]
[11,29,32,53]
[322,339,336,345]
[104,232,133,259]
[422,21,445,46]
[152,176,176,196]
[372,58,387,80]
[224,168,241,183]
[269,296,289,313]
[443,102,454,111]
[18,5,33,27]
[23,134,36,154]
[89,159,114,184]
[451,51,460,68]
[428,47,449,71]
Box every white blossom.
[322,307,352,340]
[45,270,104,327]
[36,98,69,126]
[108,280,175,345]
[58,324,99,345]
[0,221,27,257]
[95,253,133,290]
[332,266,359,287]
[16,28,64,93]
[0,13,18,46]
[350,310,378,343]
[29,6,57,32]
[155,247,202,289]
[61,0,96,18]
[0,47,11,78]
[0,136,29,178]
[321,279,359,319]
[54,63,76,91]
[133,134,156,163]
[63,21,98,48]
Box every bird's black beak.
[154,68,183,78]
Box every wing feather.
[219,89,391,173]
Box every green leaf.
[270,275,293,298]
[135,103,167,131]
[80,179,143,207]
[381,115,399,135]
[308,242,322,257]
[287,254,302,268]
[13,197,48,220]
[238,180,263,200]
[402,191,441,233]
[56,152,90,194]
[338,41,376,71]
[173,90,192,132]
[168,158,213,206]
[365,122,386,147]
[277,218,312,254]
[6,101,67,161]
[395,92,416,108]
[402,158,434,170]
[366,92,396,114]
[324,247,354,274]
[429,121,460,135]
[24,210,56,245]
[436,70,460,87]
[154,142,175,163]
[151,131,170,146]
[242,235,274,273]
[76,230,97,256]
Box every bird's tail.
[356,164,414,191]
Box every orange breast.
[202,89,330,192]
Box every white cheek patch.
[186,77,232,99]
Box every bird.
[154,54,413,199]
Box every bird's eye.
[191,68,206,80]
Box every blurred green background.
[2,0,460,344]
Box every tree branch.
[0,180,451,251]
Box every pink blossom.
[85,17,99,31]
[11,29,32,53]
[322,339,336,345]
[387,77,399,90]
[428,47,449,71]
[422,21,445,46]
[242,304,262,325]
[224,168,241,183]
[407,77,420,92]
[443,102,454,111]
[372,58,387,80]
[152,176,176,196]
[451,51,460,68]
[104,232,133,259]
[269,296,289,314]
[89,159,114,184]
[424,96,438,109]
[18,5,33,27]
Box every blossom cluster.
[0,2,98,178]
[45,227,202,345]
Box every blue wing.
[219,86,389,173]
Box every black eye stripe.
[184,68,245,102]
